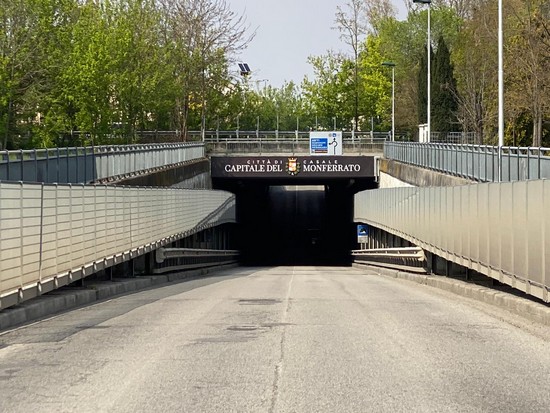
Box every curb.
[352,263,550,327]
[0,264,238,332]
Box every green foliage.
[302,53,348,129]
[0,1,548,148]
[358,36,393,131]
[0,0,250,148]
[432,36,459,134]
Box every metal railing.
[352,247,426,273]
[384,142,550,182]
[0,143,205,184]
[154,248,239,274]
[204,132,388,155]
[355,182,550,302]
[0,182,235,310]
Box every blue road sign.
[310,137,328,154]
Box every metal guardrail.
[355,182,550,302]
[197,130,391,140]
[384,142,550,182]
[156,247,240,262]
[0,182,235,310]
[205,135,387,155]
[154,248,239,274]
[352,247,426,273]
[0,143,205,184]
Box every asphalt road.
[1,266,549,413]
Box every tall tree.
[159,0,253,138]
[432,36,459,134]
[453,0,497,143]
[110,0,170,139]
[334,0,368,130]
[302,52,351,130]
[507,0,550,146]
[0,0,45,149]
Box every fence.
[0,143,205,184]
[204,132,388,155]
[430,132,477,144]
[0,182,235,310]
[384,142,550,182]
[355,182,550,302]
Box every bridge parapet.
[0,182,235,310]
[0,143,204,184]
[385,142,550,182]
[355,181,550,303]
[206,137,385,156]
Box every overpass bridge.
[1,135,550,314]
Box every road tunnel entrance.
[237,185,354,265]
[211,155,377,265]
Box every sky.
[227,0,408,89]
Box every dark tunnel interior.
[213,178,377,266]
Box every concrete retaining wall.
[379,158,471,187]
[115,158,211,188]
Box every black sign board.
[211,156,375,179]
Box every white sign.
[309,131,342,156]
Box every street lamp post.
[413,0,431,143]
[382,62,396,141]
[498,0,504,180]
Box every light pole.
[498,0,504,180]
[255,79,268,92]
[382,61,396,141]
[413,0,431,142]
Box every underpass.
[211,155,377,266]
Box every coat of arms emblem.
[285,157,301,176]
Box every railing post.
[33,149,38,182]
[20,149,24,181]
[538,148,541,179]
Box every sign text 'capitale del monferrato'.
[211,156,375,178]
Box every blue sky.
[227,0,408,88]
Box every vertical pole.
[276,111,279,140]
[498,0,504,181]
[427,4,431,143]
[20,149,23,181]
[370,117,374,143]
[391,66,395,142]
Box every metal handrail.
[352,247,425,261]
[352,247,427,273]
[384,142,550,182]
[156,248,239,263]
[0,142,205,184]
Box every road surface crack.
[268,267,294,413]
